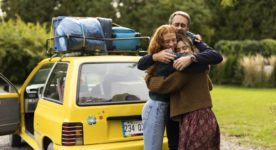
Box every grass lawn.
[211,85,276,149]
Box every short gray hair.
[168,11,191,25]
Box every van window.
[43,63,68,103]
[78,62,149,105]
[29,64,54,85]
[24,63,54,113]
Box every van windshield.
[77,62,149,105]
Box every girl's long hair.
[176,33,197,53]
[147,25,176,75]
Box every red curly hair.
[146,25,176,75]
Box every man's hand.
[152,50,176,64]
[194,34,202,43]
[173,55,192,71]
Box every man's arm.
[173,42,223,72]
[137,55,154,70]
[137,50,176,70]
[194,42,223,65]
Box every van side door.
[0,73,20,135]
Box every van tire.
[9,134,22,147]
[46,142,54,150]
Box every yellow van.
[0,55,168,150]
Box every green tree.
[113,0,214,43]
[1,0,215,43]
[2,0,275,45]
[206,0,276,43]
[1,0,116,24]
[1,0,61,23]
[220,0,236,7]
[0,18,49,83]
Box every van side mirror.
[3,84,12,92]
[25,84,44,99]
[25,84,44,113]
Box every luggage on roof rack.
[97,17,113,50]
[46,16,149,56]
[94,18,141,51]
[52,16,106,52]
[112,26,141,51]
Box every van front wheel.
[9,134,22,147]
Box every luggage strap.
[80,23,86,49]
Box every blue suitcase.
[52,16,106,52]
[112,27,141,51]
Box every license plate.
[122,120,143,137]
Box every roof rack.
[46,35,149,57]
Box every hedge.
[211,39,276,87]
[214,39,276,57]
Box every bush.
[240,54,276,87]
[214,40,242,55]
[260,39,276,57]
[0,18,50,83]
[211,39,276,88]
[268,56,276,87]
[242,40,262,56]
[212,54,276,88]
[214,39,276,57]
[240,55,265,87]
[210,54,243,85]
[209,55,227,84]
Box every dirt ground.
[0,135,32,150]
[0,134,269,150]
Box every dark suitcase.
[97,17,113,50]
